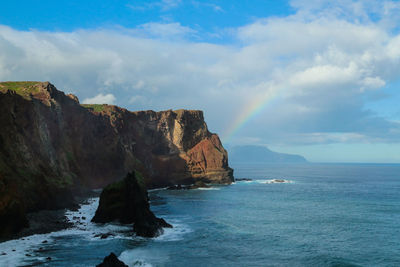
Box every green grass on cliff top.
[81,104,108,113]
[0,81,42,98]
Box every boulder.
[235,178,253,181]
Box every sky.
[1,0,400,163]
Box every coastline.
[0,193,99,243]
[0,181,232,244]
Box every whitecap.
[255,179,294,184]
[119,248,160,267]
[64,197,133,241]
[234,180,254,183]
[154,219,193,242]
[148,187,168,193]
[0,233,53,267]
[196,187,220,190]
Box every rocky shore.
[0,81,233,240]
[167,181,211,190]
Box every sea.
[0,163,399,267]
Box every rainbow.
[223,86,280,144]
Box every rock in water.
[188,181,210,189]
[96,253,128,267]
[92,171,172,237]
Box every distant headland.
[228,145,307,164]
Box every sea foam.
[119,248,158,267]
[256,179,294,184]
[0,197,131,266]
[154,219,193,242]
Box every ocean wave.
[154,219,193,242]
[0,197,132,266]
[118,218,192,266]
[119,248,161,267]
[256,179,294,184]
[64,197,132,242]
[148,187,169,192]
[235,179,294,184]
[0,232,54,267]
[196,187,221,190]
[0,193,195,266]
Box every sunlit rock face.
[118,108,234,187]
[0,81,233,239]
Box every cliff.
[0,81,233,239]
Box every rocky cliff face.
[0,81,233,239]
[109,108,233,187]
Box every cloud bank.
[0,0,400,147]
[82,93,116,104]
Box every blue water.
[1,163,399,266]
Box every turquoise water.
[1,163,399,266]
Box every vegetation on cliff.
[0,81,42,99]
[81,104,108,113]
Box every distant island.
[228,145,307,163]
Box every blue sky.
[1,1,292,34]
[1,0,400,163]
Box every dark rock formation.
[188,181,210,189]
[92,171,172,237]
[0,81,233,239]
[235,178,253,181]
[0,199,29,240]
[96,253,128,267]
[167,184,186,190]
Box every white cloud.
[361,76,386,91]
[289,63,360,90]
[82,93,116,104]
[1,0,400,146]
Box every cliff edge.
[0,81,233,239]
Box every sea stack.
[92,171,172,237]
